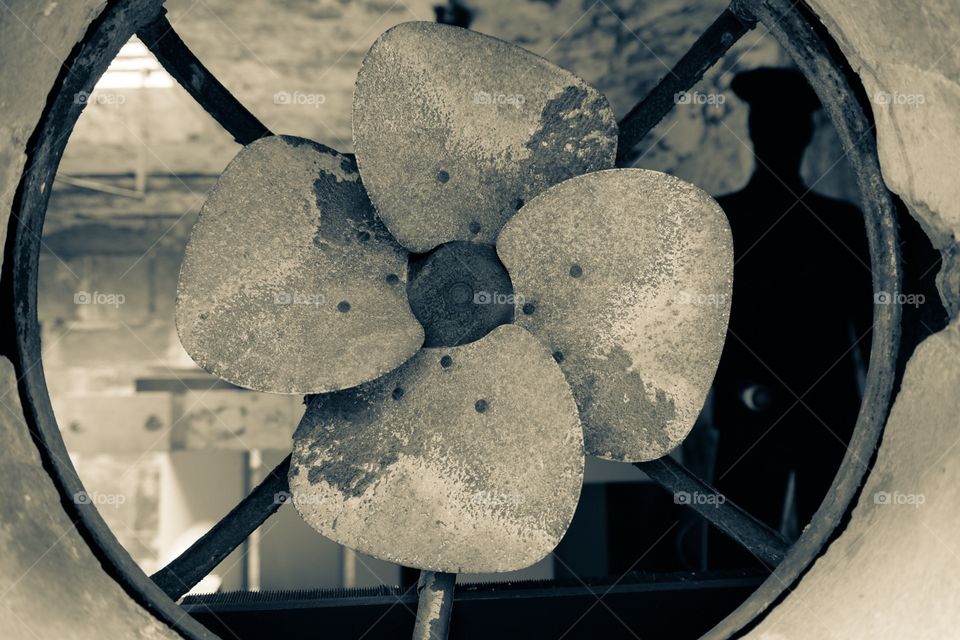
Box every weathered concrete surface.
[0,0,106,265]
[499,169,732,462]
[177,135,423,394]
[0,358,177,639]
[806,0,960,314]
[353,21,617,252]
[289,325,584,573]
[743,320,960,640]
[0,3,183,637]
[737,1,960,638]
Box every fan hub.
[406,241,516,347]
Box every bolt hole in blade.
[288,326,585,638]
[352,21,617,253]
[498,168,733,462]
[175,135,424,394]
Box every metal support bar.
[412,571,457,640]
[137,11,272,145]
[616,5,755,163]
[636,456,789,567]
[151,454,291,600]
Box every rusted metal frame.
[2,0,902,636]
[701,0,903,636]
[636,457,789,568]
[616,3,757,164]
[151,455,291,601]
[412,571,457,640]
[0,1,216,638]
[154,455,791,603]
[137,11,272,146]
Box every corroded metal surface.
[138,12,271,145]
[289,324,584,573]
[151,456,291,601]
[1,1,216,637]
[407,241,515,347]
[615,7,755,163]
[352,21,618,253]
[498,169,733,462]
[637,457,789,566]
[176,135,424,394]
[705,0,904,634]
[412,571,456,640]
[0,1,915,637]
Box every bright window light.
[94,37,173,89]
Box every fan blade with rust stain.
[498,169,733,462]
[288,324,584,573]
[176,135,424,394]
[352,21,618,253]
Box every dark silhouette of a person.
[710,68,872,566]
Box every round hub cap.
[407,242,516,347]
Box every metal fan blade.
[352,21,618,253]
[289,324,584,573]
[497,169,733,462]
[176,135,424,394]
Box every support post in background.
[412,570,456,640]
[243,449,263,591]
[342,548,357,588]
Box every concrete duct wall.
[0,1,957,638]
[0,3,182,637]
[740,1,960,638]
